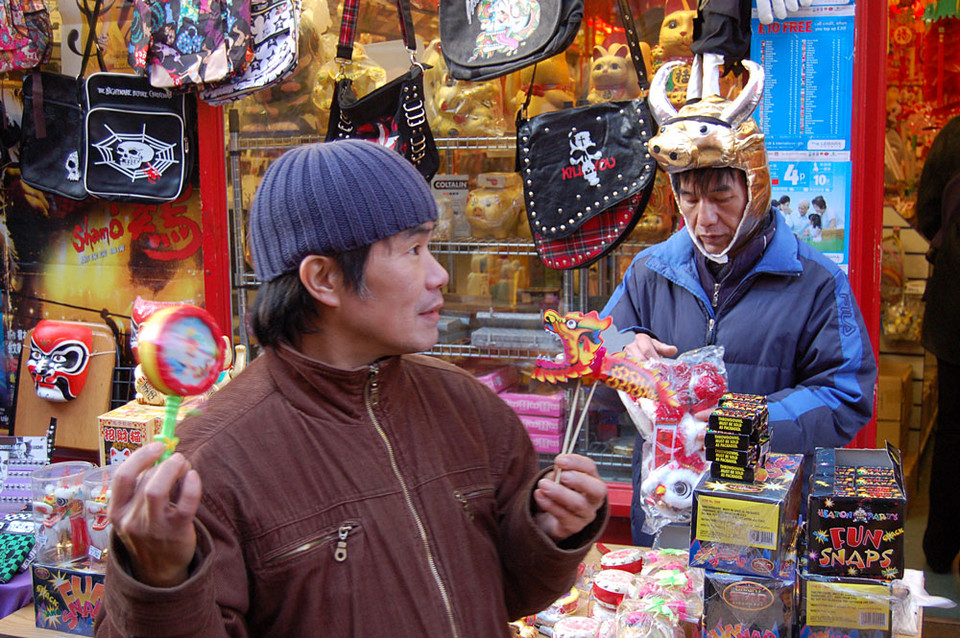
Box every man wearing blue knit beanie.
[98,140,609,638]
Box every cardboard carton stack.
[799,447,907,638]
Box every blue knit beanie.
[249,140,438,282]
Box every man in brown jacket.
[96,140,608,637]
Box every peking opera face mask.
[26,321,93,402]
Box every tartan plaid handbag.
[324,0,438,180]
[516,0,656,270]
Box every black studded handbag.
[324,0,439,180]
[515,0,657,269]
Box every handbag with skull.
[82,73,194,202]
[516,0,657,269]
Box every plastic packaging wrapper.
[30,461,94,566]
[619,346,727,535]
[82,464,118,566]
[614,596,686,638]
[800,570,957,638]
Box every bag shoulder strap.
[615,0,649,92]
[336,0,417,63]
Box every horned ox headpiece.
[647,60,772,262]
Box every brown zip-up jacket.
[96,346,607,637]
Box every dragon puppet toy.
[532,309,678,407]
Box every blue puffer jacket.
[602,211,877,543]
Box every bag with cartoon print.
[127,0,253,89]
[439,0,583,82]
[199,0,301,105]
[82,72,194,202]
[515,0,655,269]
[0,0,52,73]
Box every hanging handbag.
[127,0,253,89]
[0,0,51,73]
[516,0,657,270]
[324,0,439,181]
[199,0,301,105]
[439,0,583,82]
[82,72,193,202]
[19,2,104,200]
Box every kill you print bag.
[82,72,193,202]
[515,0,656,269]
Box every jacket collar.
[266,345,402,421]
[645,209,803,297]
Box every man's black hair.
[674,166,746,195]
[250,244,372,348]
[779,195,791,205]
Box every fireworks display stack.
[705,393,771,483]
[799,447,908,638]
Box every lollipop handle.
[156,395,183,463]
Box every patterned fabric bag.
[324,0,438,180]
[0,0,51,73]
[199,0,300,105]
[515,0,656,269]
[439,0,583,82]
[127,0,253,89]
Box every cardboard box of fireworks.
[98,395,207,466]
[806,447,906,581]
[800,572,896,638]
[689,453,804,578]
[32,561,105,636]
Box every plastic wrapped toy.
[31,461,93,565]
[620,346,727,535]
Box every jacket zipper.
[365,363,461,638]
[263,523,356,566]
[454,488,494,521]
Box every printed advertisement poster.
[0,170,206,429]
[768,156,851,270]
[752,1,856,269]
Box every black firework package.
[83,73,194,202]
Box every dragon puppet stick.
[533,309,679,483]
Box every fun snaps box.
[32,561,105,636]
[690,453,803,579]
[806,447,906,581]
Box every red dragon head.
[533,310,611,384]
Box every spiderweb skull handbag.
[516,0,657,270]
[324,0,439,180]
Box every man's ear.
[299,255,342,308]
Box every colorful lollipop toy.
[136,304,224,461]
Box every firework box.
[702,570,797,638]
[32,560,105,636]
[98,396,207,466]
[799,572,893,638]
[527,431,562,454]
[690,453,803,578]
[806,447,906,581]
[518,413,565,436]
